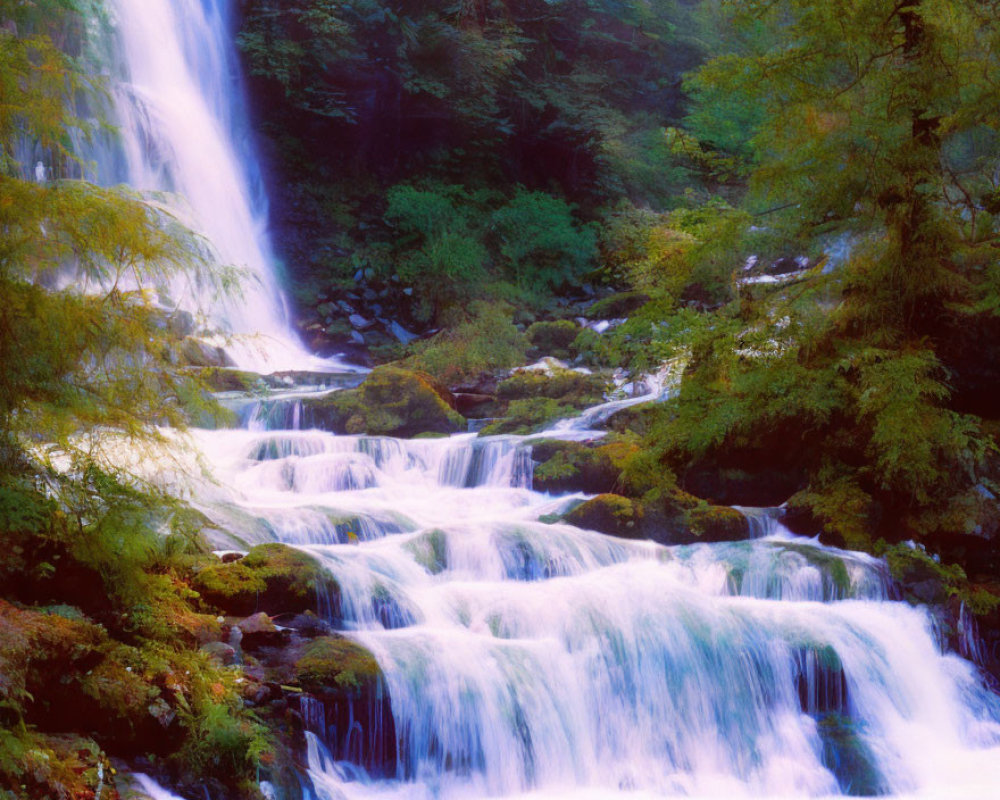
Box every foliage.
[490,189,597,291]
[404,301,528,383]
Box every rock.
[238,611,277,636]
[302,366,464,438]
[531,439,635,495]
[192,543,340,618]
[479,369,610,435]
[584,291,649,320]
[563,494,643,539]
[387,320,418,344]
[200,641,237,666]
[453,392,494,416]
[178,336,236,368]
[238,611,284,649]
[525,319,582,360]
[350,330,365,345]
[686,504,751,542]
[349,313,372,330]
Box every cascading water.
[168,382,1000,800]
[92,0,344,372]
[82,3,1000,797]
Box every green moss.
[481,397,577,435]
[766,541,853,597]
[686,504,750,542]
[525,320,582,359]
[585,291,649,320]
[295,636,383,696]
[405,529,448,574]
[563,494,642,539]
[192,543,338,617]
[303,366,464,437]
[496,369,607,406]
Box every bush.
[405,302,528,384]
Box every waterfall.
[173,406,1000,799]
[81,4,1000,797]
[94,0,344,372]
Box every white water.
[97,0,345,372]
[168,409,1000,800]
[84,3,1000,797]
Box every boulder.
[525,319,583,360]
[192,543,340,618]
[563,494,643,539]
[531,438,637,495]
[302,366,464,437]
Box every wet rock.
[531,439,634,495]
[238,611,284,649]
[178,336,235,368]
[349,313,372,330]
[301,366,464,438]
[192,542,340,618]
[525,319,582,360]
[583,291,649,320]
[563,494,643,539]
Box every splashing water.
[96,0,349,372]
[167,404,1000,799]
[83,2,1000,797]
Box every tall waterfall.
[97,0,337,372]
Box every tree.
[650,1,1000,549]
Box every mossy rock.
[525,320,582,360]
[294,636,383,697]
[686,504,751,543]
[563,494,643,539]
[480,397,579,435]
[479,369,609,435]
[186,367,267,393]
[192,543,339,617]
[532,439,635,494]
[302,366,464,437]
[495,369,607,406]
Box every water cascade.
[174,388,1000,800]
[96,0,340,372]
[86,2,1000,797]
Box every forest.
[4,0,1000,798]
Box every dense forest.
[4,0,1000,798]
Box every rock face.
[302,366,464,437]
[192,543,340,618]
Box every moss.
[815,713,887,796]
[405,529,448,574]
[525,319,582,359]
[532,438,636,495]
[295,636,383,697]
[766,541,853,598]
[496,369,607,406]
[686,504,750,542]
[563,494,642,539]
[192,543,339,617]
[480,397,577,435]
[186,367,268,393]
[302,366,464,437]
